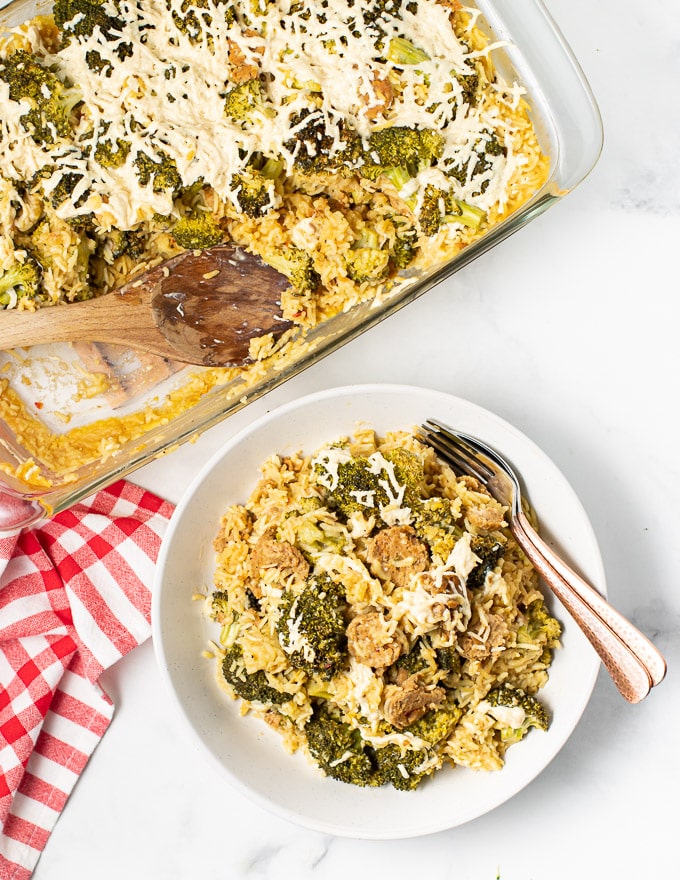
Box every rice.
[205,427,561,790]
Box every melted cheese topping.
[0,0,523,230]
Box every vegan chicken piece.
[346,611,404,669]
[382,672,446,729]
[366,525,429,588]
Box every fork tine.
[421,419,494,484]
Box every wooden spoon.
[0,244,293,367]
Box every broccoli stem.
[445,199,486,229]
[387,37,430,65]
[383,166,412,191]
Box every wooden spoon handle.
[0,268,165,353]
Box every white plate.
[152,384,604,839]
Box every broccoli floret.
[410,497,461,560]
[284,108,362,174]
[345,247,390,284]
[393,638,429,676]
[53,0,124,40]
[262,246,320,294]
[517,599,562,646]
[304,707,378,787]
[53,0,132,70]
[386,447,425,490]
[0,255,41,307]
[484,684,549,743]
[172,0,236,41]
[221,644,290,704]
[372,743,432,791]
[317,456,385,520]
[315,447,423,523]
[134,150,183,194]
[22,210,93,300]
[417,184,487,237]
[434,645,461,674]
[456,71,480,108]
[46,171,87,209]
[467,534,504,591]
[406,706,461,745]
[94,133,131,168]
[445,131,506,192]
[96,228,147,263]
[209,589,231,624]
[0,50,82,144]
[276,574,348,680]
[361,0,404,24]
[417,184,448,237]
[390,229,419,270]
[224,79,265,124]
[361,126,444,183]
[230,171,275,218]
[171,211,224,249]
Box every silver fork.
[419,419,667,704]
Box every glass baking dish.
[0,0,603,530]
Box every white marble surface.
[30,0,679,876]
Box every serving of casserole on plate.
[0,0,602,525]
[152,385,605,838]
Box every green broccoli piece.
[456,71,480,108]
[385,36,430,65]
[172,0,236,42]
[209,589,231,623]
[411,496,461,558]
[406,706,461,745]
[361,0,405,24]
[53,0,132,70]
[94,133,131,169]
[230,171,275,218]
[314,447,423,523]
[360,126,444,183]
[43,170,90,210]
[262,246,320,294]
[221,644,290,704]
[484,684,549,743]
[304,707,379,787]
[134,150,183,194]
[386,447,425,491]
[22,211,94,300]
[517,599,562,646]
[171,211,224,249]
[434,645,461,675]
[417,184,487,237]
[417,184,448,237]
[53,0,124,41]
[467,534,504,591]
[224,79,265,124]
[372,743,432,791]
[96,228,147,263]
[276,574,348,680]
[345,247,390,284]
[390,229,419,270]
[393,638,430,676]
[0,50,82,144]
[445,131,506,192]
[0,255,42,307]
[284,108,362,174]
[315,455,385,520]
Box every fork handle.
[517,511,667,687]
[511,515,660,703]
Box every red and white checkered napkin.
[0,480,174,880]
